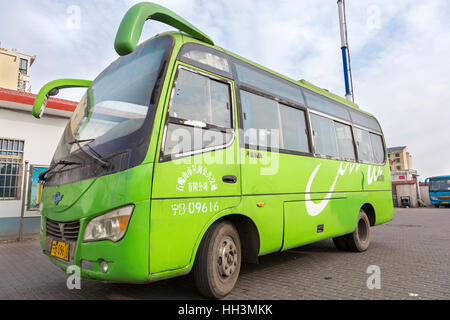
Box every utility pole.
[337,0,354,102]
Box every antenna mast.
[337,0,354,102]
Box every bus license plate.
[443,201,449,204]
[50,240,70,261]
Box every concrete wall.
[419,185,431,207]
[394,183,418,208]
[0,107,68,236]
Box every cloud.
[0,0,449,179]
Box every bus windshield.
[52,35,172,165]
[430,178,450,192]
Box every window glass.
[235,62,304,106]
[241,90,281,149]
[182,50,230,73]
[354,128,374,162]
[19,58,28,73]
[169,69,231,128]
[335,122,355,160]
[53,35,173,166]
[370,133,385,164]
[430,178,450,192]
[349,109,381,132]
[310,114,338,157]
[0,139,24,200]
[279,104,310,153]
[304,91,351,121]
[164,68,233,157]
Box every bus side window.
[349,109,381,133]
[241,90,310,153]
[241,90,281,149]
[310,113,339,158]
[354,128,374,163]
[369,133,385,164]
[335,121,355,160]
[279,104,310,153]
[163,68,233,158]
[304,90,351,121]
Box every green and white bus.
[33,2,393,299]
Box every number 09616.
[171,201,219,216]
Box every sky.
[0,0,449,180]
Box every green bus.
[33,2,393,298]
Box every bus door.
[149,63,242,274]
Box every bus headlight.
[83,205,134,242]
[430,196,438,201]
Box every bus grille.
[438,196,450,200]
[46,219,80,242]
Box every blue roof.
[427,175,450,180]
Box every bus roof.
[171,32,366,113]
[427,176,450,180]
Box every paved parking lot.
[0,208,449,300]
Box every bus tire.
[193,221,241,299]
[345,209,371,252]
[435,204,440,208]
[332,209,371,252]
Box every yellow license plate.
[443,201,449,204]
[50,240,70,261]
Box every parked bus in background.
[31,2,393,298]
[425,176,450,208]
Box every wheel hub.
[217,236,238,277]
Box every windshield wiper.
[68,139,112,169]
[39,160,81,181]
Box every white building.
[0,87,76,237]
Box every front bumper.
[40,200,151,283]
[430,199,450,206]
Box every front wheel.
[193,221,241,299]
[333,209,371,252]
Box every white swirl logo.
[305,163,381,217]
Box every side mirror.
[114,2,214,56]
[424,178,429,186]
[32,79,92,119]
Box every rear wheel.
[193,221,241,299]
[333,209,371,252]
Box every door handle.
[222,175,237,184]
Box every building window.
[395,153,400,157]
[396,165,401,170]
[0,139,24,200]
[19,58,28,74]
